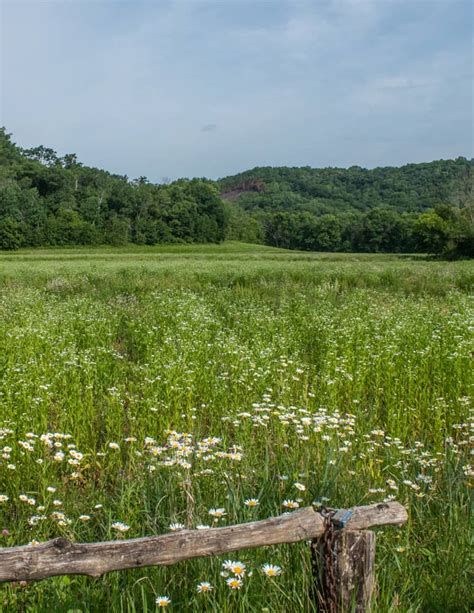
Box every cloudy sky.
[1,0,472,181]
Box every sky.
[1,0,472,181]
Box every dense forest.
[221,161,473,257]
[1,128,472,256]
[0,128,227,249]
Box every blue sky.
[1,0,472,181]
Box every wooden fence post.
[312,523,376,612]
[334,530,376,612]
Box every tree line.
[221,159,473,257]
[1,127,472,256]
[252,206,472,256]
[0,128,227,250]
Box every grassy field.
[0,243,472,612]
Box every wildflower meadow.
[0,244,472,612]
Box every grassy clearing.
[0,243,472,612]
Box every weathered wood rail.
[0,501,407,611]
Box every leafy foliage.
[221,161,473,256]
[0,127,472,256]
[220,160,472,213]
[0,128,228,250]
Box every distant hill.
[219,159,473,215]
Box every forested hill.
[219,160,472,214]
[220,160,473,256]
[0,128,227,249]
[0,127,472,256]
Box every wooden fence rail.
[0,501,407,611]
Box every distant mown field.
[1,242,473,295]
[0,243,472,612]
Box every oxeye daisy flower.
[155,595,171,607]
[262,564,282,577]
[226,577,243,590]
[108,442,120,450]
[244,498,259,507]
[196,581,213,593]
[168,523,185,531]
[282,499,299,509]
[208,507,226,519]
[51,511,65,520]
[294,482,306,491]
[111,521,130,533]
[229,561,246,576]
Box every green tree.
[414,211,452,254]
[106,215,130,246]
[0,217,23,250]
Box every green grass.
[0,243,472,612]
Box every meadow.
[0,243,472,612]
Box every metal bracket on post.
[331,508,353,529]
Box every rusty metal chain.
[320,507,338,613]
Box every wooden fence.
[0,501,407,612]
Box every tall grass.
[0,245,472,612]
